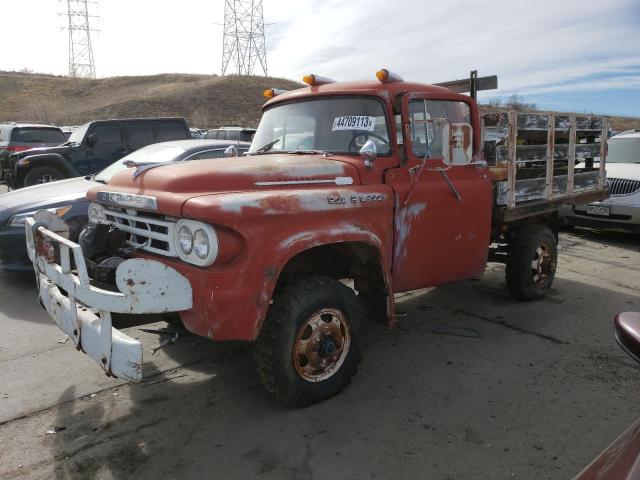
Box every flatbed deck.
[483,111,609,221]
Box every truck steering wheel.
[348,132,390,152]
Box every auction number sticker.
[332,116,376,132]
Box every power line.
[64,0,97,79]
[221,0,268,76]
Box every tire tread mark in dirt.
[0,419,163,478]
[452,308,569,345]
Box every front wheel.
[506,224,557,301]
[253,277,367,406]
[23,166,64,186]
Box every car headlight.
[193,229,209,259]
[87,202,108,224]
[173,219,218,266]
[178,225,193,254]
[7,205,72,227]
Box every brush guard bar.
[25,214,192,381]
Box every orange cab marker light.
[302,74,336,86]
[376,69,403,83]
[264,88,288,99]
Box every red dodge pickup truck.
[26,70,608,405]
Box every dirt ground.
[0,228,639,480]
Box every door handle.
[439,170,462,202]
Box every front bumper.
[25,216,193,381]
[560,196,640,233]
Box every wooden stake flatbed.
[484,111,609,223]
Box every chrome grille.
[606,178,640,196]
[103,207,177,257]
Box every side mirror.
[446,123,473,165]
[224,144,239,157]
[359,139,377,169]
[614,312,640,364]
[86,133,98,147]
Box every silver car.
[561,130,640,233]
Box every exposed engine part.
[79,224,128,259]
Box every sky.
[2,0,639,116]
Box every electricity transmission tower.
[64,0,97,79]
[221,0,268,76]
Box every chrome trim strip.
[255,177,354,187]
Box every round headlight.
[178,225,193,254]
[193,229,210,259]
[173,219,218,266]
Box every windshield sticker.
[332,116,376,132]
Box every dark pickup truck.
[0,117,190,188]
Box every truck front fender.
[17,154,79,178]
[181,187,396,339]
[252,222,395,337]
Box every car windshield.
[67,123,91,144]
[607,137,640,163]
[94,144,189,182]
[249,97,391,155]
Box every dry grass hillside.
[0,71,638,131]
[0,71,301,128]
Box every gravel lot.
[0,202,638,479]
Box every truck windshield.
[68,123,90,144]
[607,137,640,163]
[249,97,391,155]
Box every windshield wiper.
[290,150,330,156]
[253,139,280,154]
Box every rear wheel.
[506,224,557,301]
[23,166,64,186]
[253,277,366,406]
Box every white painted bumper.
[25,217,193,382]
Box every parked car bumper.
[560,194,640,233]
[25,216,193,381]
[0,225,32,271]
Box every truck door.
[86,124,127,173]
[384,93,492,291]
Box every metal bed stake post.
[599,117,609,190]
[506,111,518,208]
[567,114,576,197]
[544,112,555,200]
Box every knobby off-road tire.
[23,166,64,186]
[253,276,367,406]
[506,224,558,301]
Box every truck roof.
[264,80,469,108]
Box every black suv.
[0,123,66,165]
[204,127,256,142]
[0,117,190,188]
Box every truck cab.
[25,71,607,405]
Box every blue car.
[0,139,250,271]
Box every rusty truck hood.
[87,154,360,216]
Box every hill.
[0,71,638,131]
[0,71,301,128]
